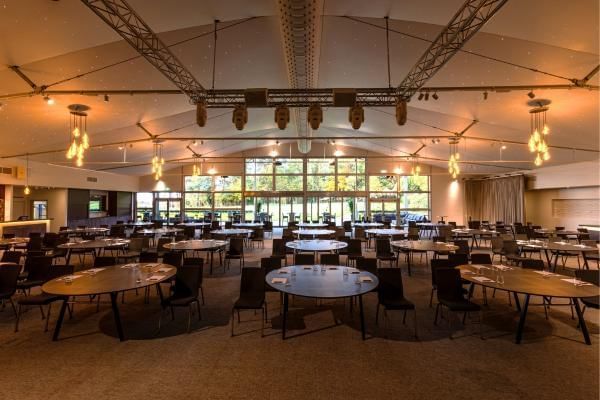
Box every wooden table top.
[452,228,499,236]
[458,264,599,298]
[59,227,109,235]
[176,222,211,227]
[391,240,459,252]
[266,266,378,298]
[353,222,384,228]
[534,229,583,236]
[286,239,348,252]
[42,263,176,296]
[0,237,29,246]
[163,239,227,250]
[517,240,597,252]
[57,239,130,249]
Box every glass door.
[268,197,281,227]
[32,200,47,220]
[156,199,181,224]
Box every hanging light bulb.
[65,105,91,167]
[207,165,217,175]
[151,141,164,180]
[24,153,31,196]
[528,101,551,167]
[448,140,460,178]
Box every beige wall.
[12,188,69,231]
[431,174,465,225]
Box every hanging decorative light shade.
[196,100,207,127]
[23,153,31,195]
[448,139,460,179]
[410,157,421,177]
[65,104,90,167]
[307,104,323,130]
[232,104,248,130]
[151,140,165,181]
[297,138,311,154]
[274,105,290,130]
[528,100,551,167]
[348,104,364,130]
[192,156,202,176]
[395,99,407,126]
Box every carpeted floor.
[0,236,598,400]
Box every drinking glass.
[496,272,504,285]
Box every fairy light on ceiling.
[65,104,90,167]
[528,99,551,167]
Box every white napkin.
[561,278,592,286]
[472,276,495,283]
[156,267,172,273]
[121,264,138,269]
[359,276,373,283]
[533,270,556,276]
[146,275,165,281]
[82,268,105,274]
[144,263,159,268]
[278,267,291,274]
[58,275,83,281]
[271,277,288,284]
[494,265,512,271]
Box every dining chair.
[0,263,20,318]
[346,239,362,266]
[231,267,266,337]
[158,263,203,333]
[320,253,340,265]
[225,238,245,271]
[376,268,417,338]
[429,259,453,307]
[470,253,492,265]
[294,253,315,265]
[375,239,397,267]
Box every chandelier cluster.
[448,139,460,179]
[151,141,165,181]
[65,105,90,167]
[411,157,421,177]
[528,102,550,166]
[192,156,202,176]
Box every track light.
[307,104,323,130]
[192,140,198,146]
[432,92,439,100]
[431,138,440,144]
[274,105,290,130]
[269,148,278,158]
[527,91,535,99]
[196,100,207,127]
[348,104,364,130]
[43,95,54,105]
[424,92,429,101]
[395,99,407,126]
[232,104,248,130]
[276,140,280,146]
[483,91,488,100]
[333,148,343,157]
[103,94,109,102]
[417,92,424,101]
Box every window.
[245,158,273,174]
[369,175,398,192]
[337,158,365,174]
[136,192,153,220]
[215,193,242,208]
[184,193,212,209]
[215,176,241,191]
[307,158,334,174]
[307,175,335,191]
[245,175,273,191]
[184,176,213,191]
[275,175,303,191]
[337,175,366,191]
[276,158,303,174]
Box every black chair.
[250,228,265,248]
[231,268,266,337]
[14,265,74,332]
[17,256,53,294]
[356,257,378,276]
[375,239,397,267]
[260,257,281,292]
[182,258,205,304]
[521,258,544,270]
[0,263,20,318]
[163,252,183,268]
[139,251,159,263]
[453,240,470,256]
[470,253,492,265]
[376,268,417,338]
[183,226,196,240]
[346,239,362,266]
[574,270,599,319]
[429,259,453,307]
[155,237,172,258]
[491,237,505,263]
[158,263,203,333]
[320,253,340,265]
[225,238,244,271]
[271,238,287,266]
[503,240,528,265]
[294,253,315,265]
[1,251,22,264]
[448,253,469,267]
[434,268,482,338]
[93,256,116,267]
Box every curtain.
[465,175,525,224]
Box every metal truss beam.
[397,0,509,100]
[80,0,206,102]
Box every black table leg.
[282,293,288,339]
[52,298,69,341]
[209,251,214,275]
[512,292,521,312]
[110,292,125,341]
[572,298,591,345]
[359,294,366,340]
[515,294,530,344]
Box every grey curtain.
[465,175,525,224]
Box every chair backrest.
[354,227,366,240]
[128,237,149,252]
[26,256,54,282]
[1,251,22,264]
[356,257,377,275]
[26,236,43,251]
[239,267,265,302]
[139,251,159,263]
[294,253,315,265]
[491,237,504,252]
[430,258,453,286]
[433,236,446,243]
[181,258,204,287]
[575,269,599,285]
[183,226,196,239]
[452,240,470,255]
[156,237,172,252]
[47,264,75,280]
[93,256,116,267]
[436,268,465,302]
[43,232,59,247]
[173,264,203,299]
[260,257,281,275]
[163,252,183,267]
[448,253,469,267]
[0,263,21,297]
[252,228,264,240]
[375,239,392,256]
[225,221,233,229]
[320,253,340,265]
[343,221,352,232]
[263,221,273,231]
[502,240,520,255]
[211,221,220,230]
[377,268,405,303]
[348,239,362,255]
[272,239,285,257]
[228,238,244,255]
[175,234,187,242]
[470,253,492,265]
[521,258,544,270]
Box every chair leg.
[14,304,21,333]
[157,307,163,333]
[429,288,434,307]
[375,303,380,325]
[230,308,235,337]
[413,309,418,339]
[8,298,18,319]
[261,307,265,337]
[434,303,440,325]
[187,304,192,333]
[44,303,52,332]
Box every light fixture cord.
[385,16,391,88]
[211,20,219,90]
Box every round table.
[58,239,130,264]
[42,263,176,341]
[176,222,211,228]
[458,264,599,345]
[365,228,407,237]
[292,229,336,238]
[210,229,252,238]
[353,222,383,228]
[452,228,499,249]
[232,222,263,229]
[125,221,154,228]
[266,266,378,339]
[517,240,597,271]
[137,228,183,236]
[391,240,459,275]
[163,239,227,274]
[0,237,29,248]
[286,239,348,256]
[59,227,109,236]
[296,223,328,229]
[534,229,584,238]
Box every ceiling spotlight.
[333,149,343,157]
[307,104,323,130]
[207,165,217,175]
[196,100,208,127]
[43,95,54,105]
[483,91,488,100]
[380,169,387,174]
[232,104,248,130]
[104,94,109,102]
[269,149,279,158]
[393,167,403,174]
[501,143,507,150]
[274,105,290,130]
[417,92,424,101]
[192,140,198,146]
[348,104,364,130]
[527,91,535,99]
[432,92,439,100]
[276,140,280,146]
[118,145,124,150]
[395,99,407,126]
[424,92,429,101]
